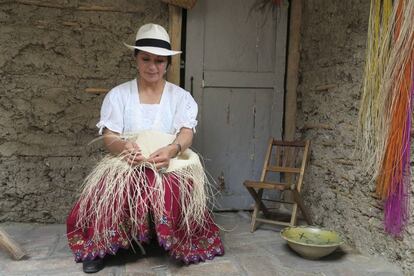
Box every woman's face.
[136,51,168,83]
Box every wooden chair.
[244,138,312,232]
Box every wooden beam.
[0,227,26,260]
[85,88,108,94]
[283,0,302,141]
[167,4,182,86]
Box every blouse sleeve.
[173,92,198,134]
[96,89,124,135]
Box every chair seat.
[244,180,290,190]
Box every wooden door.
[185,0,288,210]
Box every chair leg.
[251,201,260,232]
[246,187,270,215]
[282,190,298,226]
[290,203,298,226]
[292,190,312,225]
[246,187,268,232]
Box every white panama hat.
[124,23,182,56]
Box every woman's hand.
[147,144,178,170]
[122,141,145,166]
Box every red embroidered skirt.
[66,169,224,264]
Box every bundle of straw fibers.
[75,130,212,245]
[358,0,414,236]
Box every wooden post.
[0,227,26,260]
[167,4,182,86]
[283,0,302,141]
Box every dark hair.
[134,49,171,67]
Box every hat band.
[135,38,171,50]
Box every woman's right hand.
[103,129,145,165]
[122,141,145,165]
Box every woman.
[67,23,224,273]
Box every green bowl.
[280,226,344,259]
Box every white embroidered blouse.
[96,79,198,135]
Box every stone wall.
[298,0,414,273]
[0,0,168,222]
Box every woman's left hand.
[147,145,176,170]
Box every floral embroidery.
[160,215,168,225]
[68,213,224,264]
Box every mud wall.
[297,0,414,273]
[0,0,168,222]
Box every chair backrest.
[260,139,310,191]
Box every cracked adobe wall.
[0,0,168,222]
[298,0,414,273]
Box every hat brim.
[124,43,181,56]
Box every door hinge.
[218,172,225,191]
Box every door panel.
[185,0,288,210]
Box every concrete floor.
[0,212,403,276]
